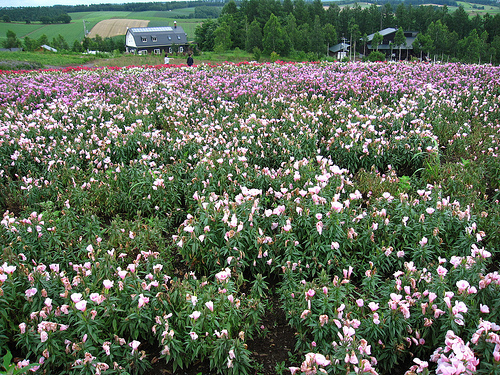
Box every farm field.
[0,61,499,375]
[0,10,201,45]
[87,19,149,39]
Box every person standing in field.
[164,52,170,64]
[187,53,193,67]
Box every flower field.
[0,61,499,375]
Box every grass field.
[0,9,202,46]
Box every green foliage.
[367,50,386,61]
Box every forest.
[194,0,500,63]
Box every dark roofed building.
[125,24,189,55]
[367,27,418,59]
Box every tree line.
[2,30,125,54]
[194,0,500,63]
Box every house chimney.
[174,21,177,28]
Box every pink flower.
[215,268,231,283]
[103,342,111,356]
[103,280,114,289]
[356,299,364,307]
[71,293,82,303]
[129,340,140,352]
[25,288,37,298]
[480,304,490,313]
[368,302,379,311]
[331,201,343,212]
[189,311,201,320]
[419,236,428,247]
[19,323,26,334]
[436,265,448,277]
[456,280,470,293]
[316,221,323,235]
[75,300,87,312]
[319,314,329,327]
[138,294,149,308]
[189,332,198,340]
[49,264,59,273]
[3,264,16,274]
[305,289,315,299]
[205,301,214,312]
[300,310,311,319]
[40,331,48,342]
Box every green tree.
[427,20,450,59]
[23,36,39,51]
[458,29,481,63]
[348,22,360,61]
[214,21,232,53]
[284,14,299,52]
[413,32,433,60]
[395,3,411,30]
[310,15,324,58]
[262,13,286,56]
[394,27,406,60]
[293,0,308,25]
[72,39,83,52]
[371,31,383,51]
[194,19,217,51]
[3,14,10,23]
[3,30,22,48]
[52,34,69,51]
[491,35,500,64]
[56,13,71,24]
[245,19,262,53]
[450,6,471,39]
[221,0,238,16]
[283,0,293,15]
[323,23,337,55]
[361,33,368,56]
[38,34,49,47]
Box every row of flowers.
[0,61,499,374]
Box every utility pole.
[83,20,90,36]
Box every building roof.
[367,27,397,42]
[41,44,57,52]
[329,42,350,53]
[126,26,188,48]
[367,36,416,50]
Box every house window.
[139,50,148,55]
[154,49,160,54]
[177,36,181,40]
[179,46,184,53]
[168,47,172,53]
[141,37,147,43]
[152,36,157,42]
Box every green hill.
[0,9,202,47]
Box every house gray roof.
[329,42,350,53]
[126,26,188,48]
[367,36,416,50]
[367,28,397,42]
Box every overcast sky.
[0,0,182,8]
